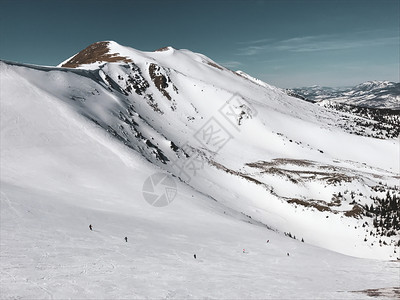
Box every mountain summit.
[59,41,133,68]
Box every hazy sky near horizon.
[1,0,398,88]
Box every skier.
[194,254,196,259]
[89,224,92,231]
[266,240,269,243]
[287,252,290,256]
[125,237,128,242]
[243,249,245,253]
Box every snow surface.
[1,41,399,299]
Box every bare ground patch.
[344,204,364,218]
[209,160,268,187]
[61,42,132,68]
[149,63,172,101]
[351,287,400,298]
[246,159,354,184]
[155,46,171,52]
[287,198,332,212]
[206,61,224,70]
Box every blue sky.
[1,0,398,87]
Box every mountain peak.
[355,80,393,90]
[154,46,175,52]
[60,41,133,68]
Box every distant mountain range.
[287,81,400,109]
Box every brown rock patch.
[155,47,171,52]
[206,61,224,70]
[148,63,171,100]
[61,41,132,68]
[344,204,364,218]
[287,198,332,212]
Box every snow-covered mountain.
[288,81,400,109]
[1,41,399,299]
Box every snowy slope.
[1,41,399,299]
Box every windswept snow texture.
[1,41,399,299]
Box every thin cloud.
[237,46,266,56]
[277,36,398,53]
[237,34,398,55]
[237,37,273,45]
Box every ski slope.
[2,182,398,299]
[1,41,399,299]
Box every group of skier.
[89,224,128,243]
[88,225,290,258]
